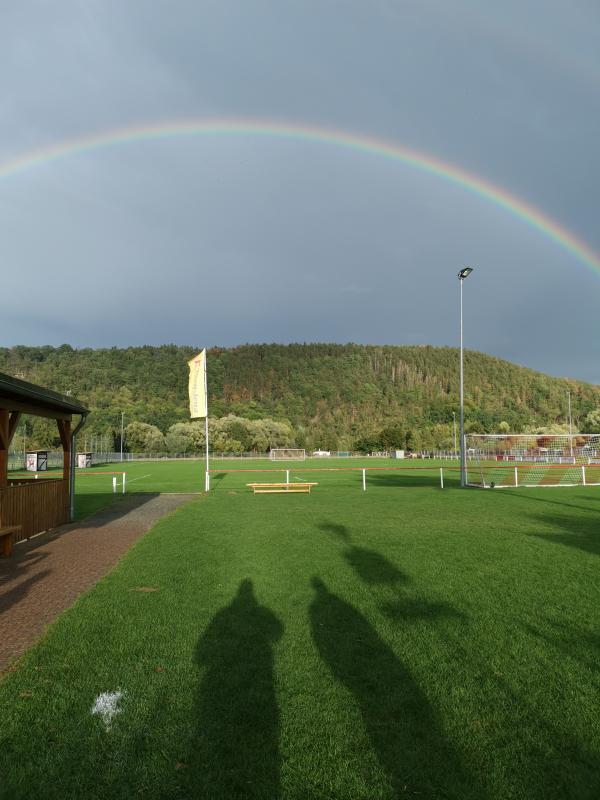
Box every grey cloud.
[0,1,598,383]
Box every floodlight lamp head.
[458,267,474,280]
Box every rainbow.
[1,118,599,275]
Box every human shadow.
[483,661,600,798]
[523,618,600,674]
[75,492,162,529]
[186,579,284,799]
[0,541,51,618]
[499,488,599,515]
[528,512,600,556]
[318,521,409,586]
[366,471,446,489]
[344,546,408,586]
[318,521,351,542]
[0,568,52,617]
[381,597,465,623]
[318,520,464,626]
[309,577,482,798]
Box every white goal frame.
[465,433,600,488]
[269,448,306,461]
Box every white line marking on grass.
[124,474,151,485]
[91,689,125,731]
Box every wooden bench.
[247,482,318,494]
[0,525,21,558]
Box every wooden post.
[0,409,8,488]
[0,410,18,488]
[57,419,72,487]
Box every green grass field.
[1,458,599,798]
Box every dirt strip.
[0,493,198,675]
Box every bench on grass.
[247,482,318,494]
[0,525,21,558]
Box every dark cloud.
[0,1,598,383]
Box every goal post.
[465,433,600,488]
[269,448,306,461]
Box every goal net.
[269,448,306,461]
[465,433,600,488]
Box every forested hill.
[1,343,599,451]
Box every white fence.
[8,449,463,469]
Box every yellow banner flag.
[188,350,207,418]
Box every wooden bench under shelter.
[0,372,89,550]
[247,482,319,494]
[0,525,21,558]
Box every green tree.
[125,421,165,453]
[379,425,405,449]
[581,409,600,433]
[165,422,196,454]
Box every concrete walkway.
[0,493,198,675]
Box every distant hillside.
[1,343,599,451]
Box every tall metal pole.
[204,354,210,492]
[205,416,210,491]
[460,278,465,486]
[458,267,473,487]
[120,412,124,462]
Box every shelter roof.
[0,371,88,419]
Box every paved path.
[0,493,198,675]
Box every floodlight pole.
[458,267,474,487]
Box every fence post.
[122,473,126,494]
[362,469,366,492]
[286,469,290,484]
[582,465,586,486]
[440,467,444,489]
[112,476,117,493]
[514,466,518,487]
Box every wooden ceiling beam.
[0,397,72,421]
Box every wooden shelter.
[0,372,88,548]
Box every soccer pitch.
[1,459,599,798]
[72,456,458,509]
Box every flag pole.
[204,352,210,492]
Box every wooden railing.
[0,479,69,543]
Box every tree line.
[2,343,599,452]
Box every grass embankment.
[1,463,599,798]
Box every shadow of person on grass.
[318,519,463,628]
[309,576,483,799]
[528,511,600,556]
[318,521,409,587]
[187,579,283,799]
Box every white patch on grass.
[91,689,125,731]
[124,474,151,485]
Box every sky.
[1,1,599,383]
